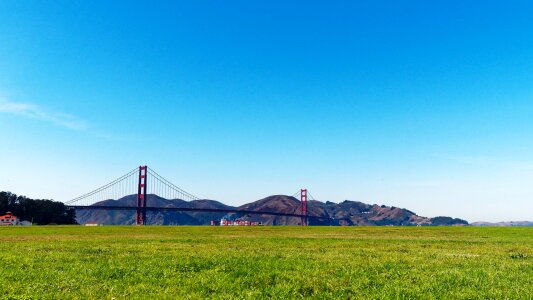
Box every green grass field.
[0,226,531,299]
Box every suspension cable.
[65,167,138,204]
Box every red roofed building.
[0,212,19,226]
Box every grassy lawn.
[0,226,531,299]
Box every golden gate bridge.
[66,166,321,225]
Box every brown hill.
[75,194,233,225]
[236,195,302,225]
[246,198,430,226]
[75,194,468,226]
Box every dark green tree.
[0,191,77,225]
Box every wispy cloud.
[0,98,86,130]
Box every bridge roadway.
[67,205,331,221]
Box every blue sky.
[1,1,532,222]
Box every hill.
[471,221,533,226]
[76,194,468,226]
[75,194,233,225]
[235,195,467,226]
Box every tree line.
[0,191,77,225]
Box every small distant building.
[219,217,261,226]
[0,212,19,226]
[85,222,101,226]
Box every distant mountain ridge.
[76,195,233,225]
[471,221,533,226]
[75,194,468,226]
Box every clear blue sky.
[1,1,532,222]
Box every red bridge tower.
[300,188,308,226]
[136,165,147,225]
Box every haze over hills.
[470,221,533,226]
[75,194,469,226]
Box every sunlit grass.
[0,226,531,299]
